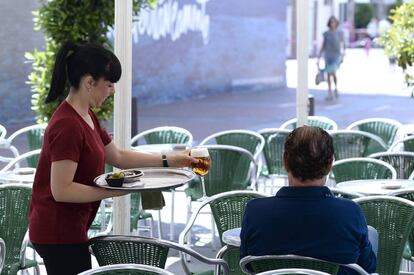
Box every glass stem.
[201,176,207,198]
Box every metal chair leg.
[157,210,163,239]
[169,189,175,241]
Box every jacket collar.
[275,186,333,198]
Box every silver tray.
[94,167,196,191]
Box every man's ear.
[327,157,334,170]
[283,152,289,171]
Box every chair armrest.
[343,263,373,275]
[0,237,5,273]
[19,230,30,268]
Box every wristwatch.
[161,154,169,167]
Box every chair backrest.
[89,235,229,275]
[6,124,46,168]
[258,129,291,176]
[388,188,414,266]
[200,129,265,160]
[0,149,41,173]
[77,263,174,275]
[346,118,402,148]
[179,190,268,275]
[0,184,32,272]
[280,116,338,131]
[354,196,414,275]
[239,255,340,275]
[255,269,331,275]
[131,126,193,146]
[201,145,257,197]
[369,151,414,179]
[330,130,387,160]
[330,157,397,184]
[389,135,414,152]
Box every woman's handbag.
[315,66,325,85]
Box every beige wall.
[0,0,44,125]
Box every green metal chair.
[180,190,268,275]
[88,235,229,275]
[389,135,414,152]
[185,145,257,201]
[199,130,265,160]
[280,116,338,131]
[257,129,291,193]
[368,152,414,179]
[388,189,414,268]
[0,184,40,275]
[131,126,193,147]
[354,196,414,275]
[78,263,174,275]
[346,118,402,148]
[0,124,46,168]
[330,130,387,160]
[329,157,397,185]
[239,255,340,275]
[200,129,265,190]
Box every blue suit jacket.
[240,186,376,275]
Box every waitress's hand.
[167,149,199,167]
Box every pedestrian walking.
[318,16,346,101]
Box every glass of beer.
[190,147,211,197]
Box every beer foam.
[191,147,209,157]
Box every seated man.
[240,126,376,275]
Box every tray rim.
[94,167,196,191]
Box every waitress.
[28,41,197,275]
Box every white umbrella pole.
[113,0,132,234]
[296,0,309,127]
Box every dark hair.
[284,126,334,181]
[327,16,339,28]
[45,41,122,103]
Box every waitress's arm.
[50,159,128,203]
[104,141,196,169]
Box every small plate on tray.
[121,170,144,183]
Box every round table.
[0,168,36,184]
[336,179,414,196]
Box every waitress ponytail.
[45,41,121,103]
[45,42,79,103]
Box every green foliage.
[378,2,414,95]
[354,3,374,28]
[27,0,157,124]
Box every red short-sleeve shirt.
[29,101,111,244]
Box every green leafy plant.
[354,3,374,29]
[378,2,414,96]
[26,0,157,123]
